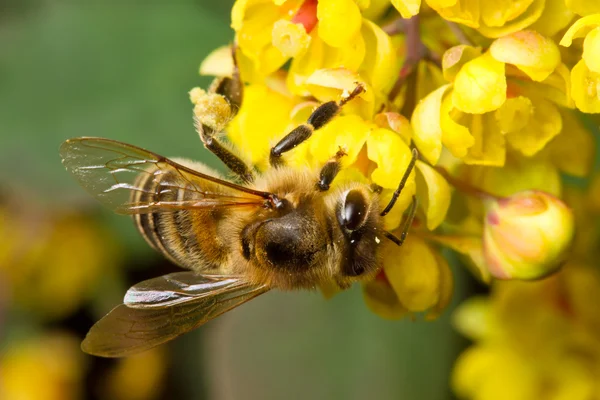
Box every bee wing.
[60,137,270,214]
[82,273,268,358]
[123,271,253,309]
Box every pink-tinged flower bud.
[483,191,574,280]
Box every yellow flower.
[452,53,506,114]
[200,0,597,323]
[426,0,546,38]
[363,236,453,319]
[0,207,118,320]
[103,348,167,400]
[453,264,600,400]
[561,15,600,112]
[489,30,561,82]
[0,332,84,400]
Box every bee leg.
[195,43,254,183]
[269,84,365,167]
[383,195,418,247]
[195,122,255,184]
[208,43,243,114]
[317,148,347,191]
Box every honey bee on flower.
[60,3,598,387]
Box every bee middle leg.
[269,84,365,168]
[195,44,255,183]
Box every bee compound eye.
[342,190,368,231]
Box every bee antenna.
[380,148,418,217]
[382,195,418,247]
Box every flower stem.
[388,15,424,103]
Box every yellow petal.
[379,181,417,231]
[232,0,303,76]
[373,112,412,145]
[415,160,452,230]
[529,0,575,37]
[505,97,562,156]
[227,84,295,170]
[308,114,371,166]
[425,251,453,320]
[463,113,506,166]
[560,14,600,46]
[359,19,400,96]
[429,0,480,29]
[452,53,507,114]
[527,63,574,109]
[362,277,409,320]
[272,19,312,58]
[451,296,492,340]
[416,60,447,104]
[547,110,595,177]
[571,58,600,113]
[199,46,234,77]
[382,237,441,312]
[442,45,482,82]
[477,0,545,38]
[583,26,600,73]
[316,0,362,48]
[565,0,600,16]
[411,84,451,165]
[366,128,414,189]
[490,30,561,82]
[305,68,374,118]
[470,157,562,197]
[440,95,475,158]
[480,0,534,28]
[391,0,421,18]
[453,346,538,400]
[427,234,491,282]
[495,96,533,134]
[362,0,393,19]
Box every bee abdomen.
[132,170,204,270]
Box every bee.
[60,62,418,358]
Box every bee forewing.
[82,278,268,357]
[59,137,267,214]
[124,272,253,309]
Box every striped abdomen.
[131,163,231,272]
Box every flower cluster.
[452,174,600,399]
[194,0,596,323]
[453,264,600,400]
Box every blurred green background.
[0,1,472,399]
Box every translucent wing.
[123,271,252,309]
[60,137,271,214]
[82,273,268,357]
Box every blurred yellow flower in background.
[0,332,85,400]
[0,202,119,320]
[453,264,600,400]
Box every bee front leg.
[269,84,365,168]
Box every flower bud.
[483,191,575,280]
